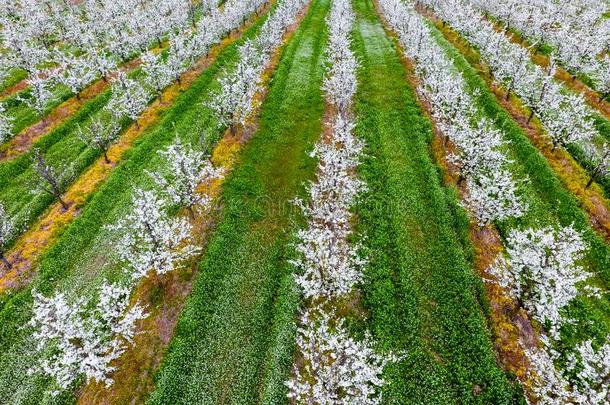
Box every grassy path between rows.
[148,0,328,402]
[0,5,279,403]
[352,0,523,403]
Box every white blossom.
[583,143,610,188]
[287,1,400,403]
[468,0,610,96]
[148,138,224,214]
[287,306,400,405]
[29,283,147,394]
[565,339,610,404]
[20,72,55,117]
[0,203,14,269]
[418,0,607,180]
[523,336,610,405]
[291,116,367,299]
[107,189,200,281]
[55,52,97,99]
[378,0,528,226]
[290,0,366,300]
[106,71,150,124]
[207,0,308,130]
[0,104,14,144]
[523,341,575,405]
[488,225,592,339]
[30,149,74,210]
[141,51,175,96]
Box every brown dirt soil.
[0,79,29,101]
[376,0,539,399]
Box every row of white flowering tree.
[285,0,400,403]
[382,0,528,227]
[466,0,610,100]
[23,0,310,395]
[379,0,609,403]
[418,0,610,190]
[207,0,310,135]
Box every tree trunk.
[103,150,111,164]
[58,196,69,210]
[586,175,595,189]
[527,110,535,125]
[0,252,11,270]
[187,205,196,219]
[505,89,511,101]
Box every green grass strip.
[352,0,524,403]
[148,1,329,403]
